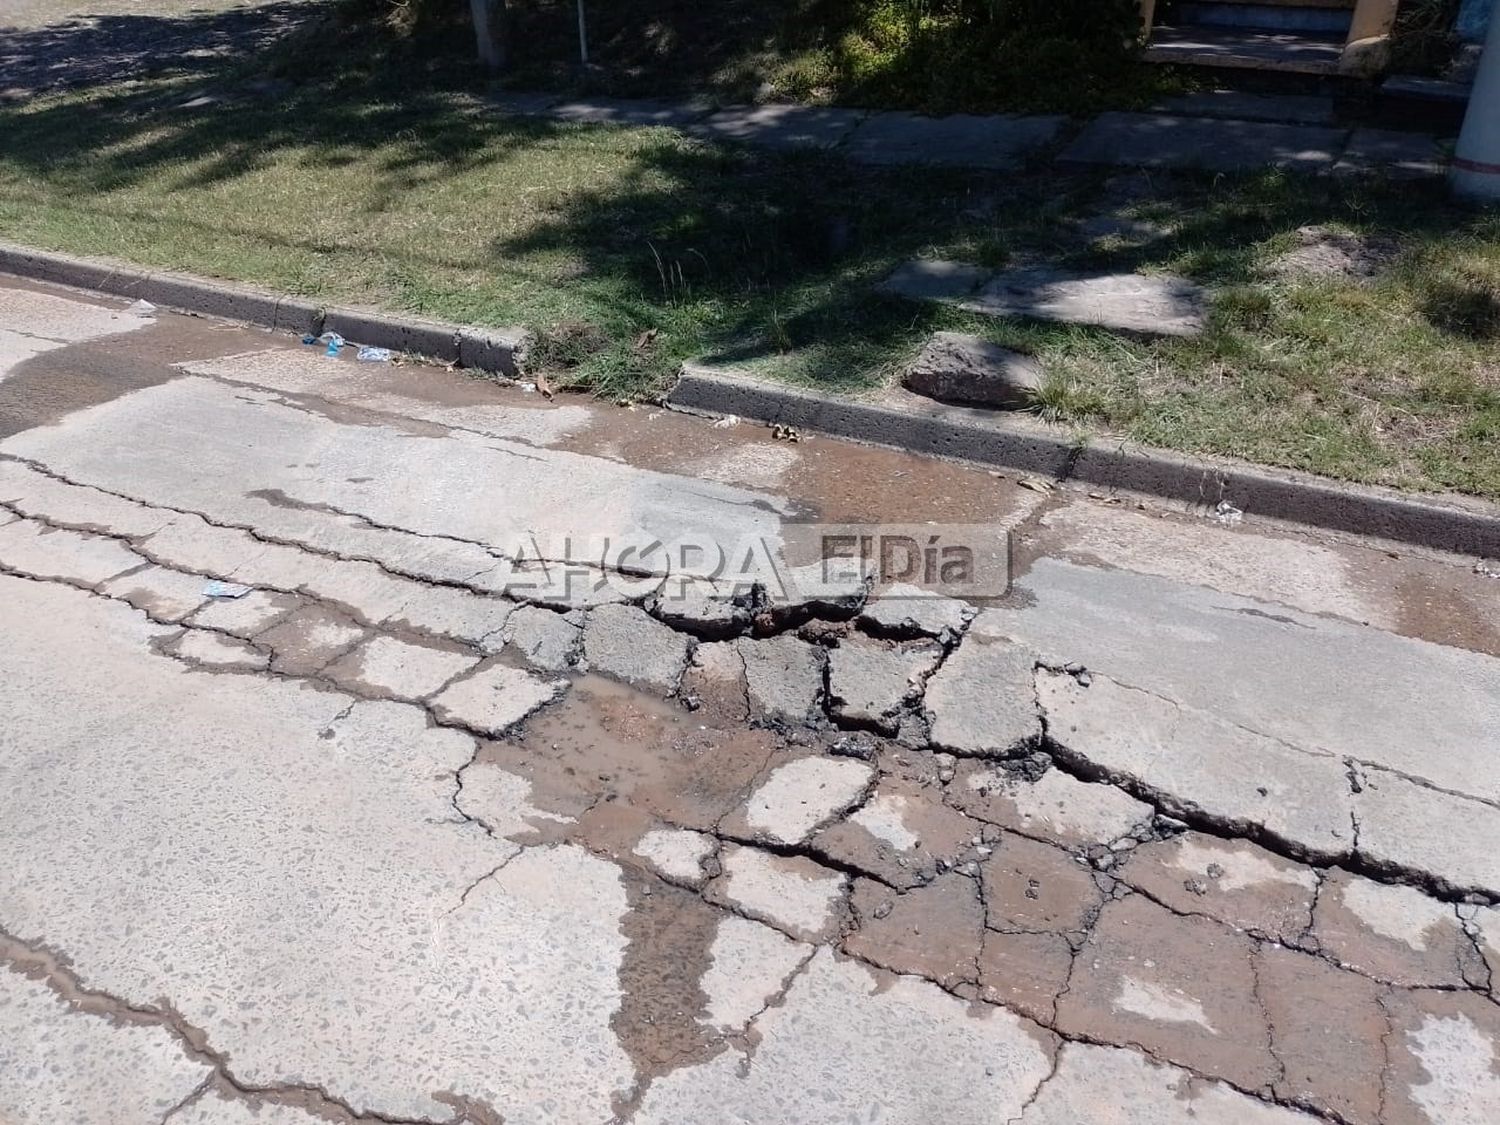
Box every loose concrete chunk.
[647,576,751,638]
[0,971,211,1125]
[961,267,1207,338]
[858,582,975,638]
[1017,1041,1320,1124]
[737,634,824,724]
[429,663,568,736]
[925,637,1039,757]
[324,634,477,700]
[846,873,983,991]
[168,630,270,672]
[1255,942,1389,1125]
[950,762,1153,848]
[582,603,691,694]
[503,605,581,670]
[100,565,210,622]
[1040,670,1355,862]
[1353,769,1500,899]
[1312,869,1472,987]
[1471,906,1500,986]
[1380,989,1500,1125]
[736,755,874,845]
[633,947,1054,1125]
[0,518,143,586]
[255,606,366,676]
[826,635,940,733]
[708,843,847,942]
[983,833,1103,936]
[979,929,1074,1024]
[186,588,300,638]
[634,827,716,888]
[1116,833,1318,945]
[903,331,1043,409]
[1058,895,1277,1091]
[878,259,988,301]
[698,916,809,1032]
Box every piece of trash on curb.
[356,346,393,363]
[1477,559,1500,579]
[202,580,253,599]
[1018,477,1053,494]
[1214,500,1244,527]
[712,414,741,429]
[518,381,537,393]
[772,424,801,442]
[126,299,157,316]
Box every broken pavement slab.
[705,843,849,942]
[924,636,1040,757]
[736,633,825,724]
[1114,832,1319,946]
[728,755,875,847]
[1017,1041,1323,1124]
[845,873,983,991]
[826,634,940,734]
[1057,894,1278,1092]
[1039,669,1356,863]
[428,662,568,736]
[322,634,477,701]
[1352,768,1500,899]
[1311,868,1475,988]
[858,582,974,639]
[581,603,692,695]
[949,761,1154,850]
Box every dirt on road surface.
[1,276,1499,1125]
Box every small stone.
[873,901,893,920]
[903,332,1042,410]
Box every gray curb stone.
[0,241,525,375]
[668,364,1500,557]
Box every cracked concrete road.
[1,277,1499,1125]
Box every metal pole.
[577,0,589,66]
[1452,6,1500,201]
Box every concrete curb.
[668,364,1500,557]
[0,242,527,376]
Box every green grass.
[0,14,1498,499]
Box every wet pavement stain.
[609,872,725,1119]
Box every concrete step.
[1146,26,1345,74]
[1175,2,1354,34]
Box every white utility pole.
[1452,7,1500,201]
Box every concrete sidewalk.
[492,88,1453,176]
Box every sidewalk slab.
[1334,128,1449,178]
[1060,112,1347,173]
[550,98,707,129]
[693,104,865,150]
[961,267,1207,338]
[1152,90,1335,126]
[844,112,1065,169]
